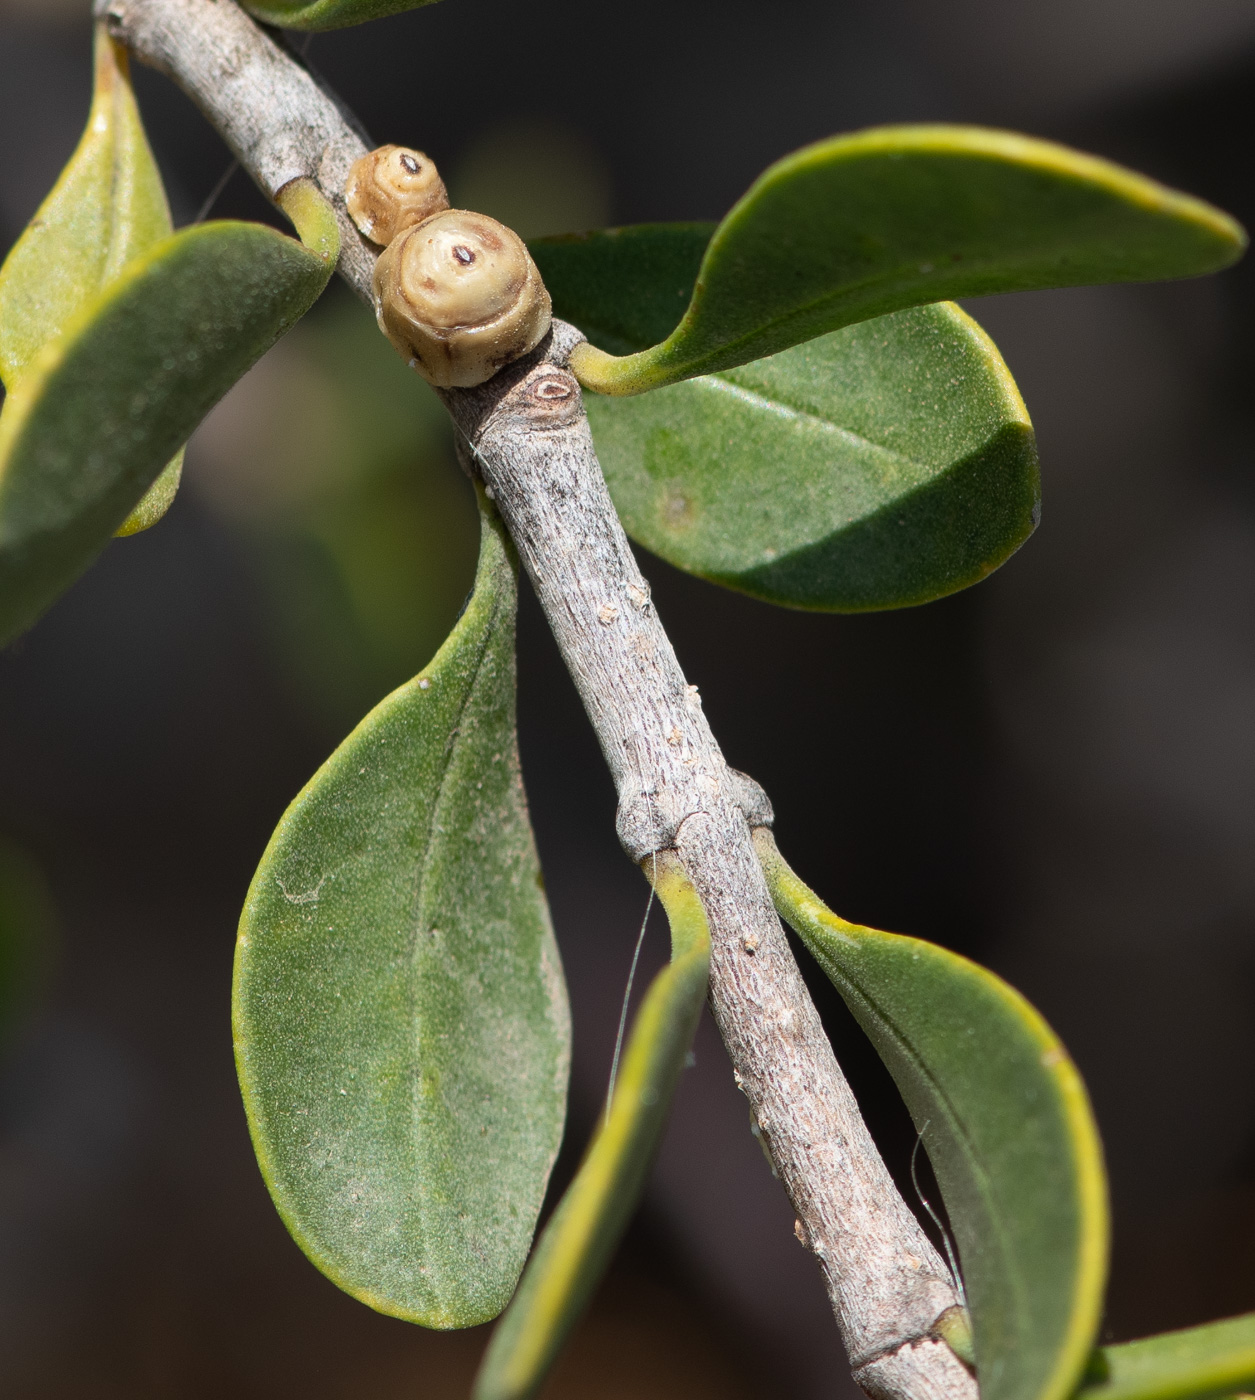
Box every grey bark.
[96,3,978,1397]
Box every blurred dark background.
[1,0,1254,1395]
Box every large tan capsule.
[345,144,449,247]
[373,210,552,389]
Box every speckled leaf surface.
[535,226,1038,611]
[241,0,441,29]
[235,502,570,1330]
[0,26,184,538]
[1077,1314,1255,1400]
[592,301,1038,610]
[0,219,333,646]
[475,852,708,1400]
[114,456,183,537]
[0,27,171,387]
[757,831,1109,1400]
[563,126,1245,395]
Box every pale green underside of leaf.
[1078,1314,1255,1400]
[0,220,332,646]
[475,854,709,1400]
[0,27,171,388]
[0,25,183,539]
[116,452,184,536]
[568,125,1245,395]
[757,831,1109,1400]
[583,300,1039,611]
[241,0,441,29]
[235,501,571,1330]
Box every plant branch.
[97,3,977,1395]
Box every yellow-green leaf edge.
[756,829,1108,1400]
[583,299,1039,612]
[1079,1314,1255,1400]
[0,24,184,537]
[0,26,170,384]
[572,124,1246,396]
[0,211,335,646]
[474,851,710,1400]
[241,0,441,30]
[235,499,571,1331]
[115,456,183,536]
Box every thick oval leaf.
[235,501,571,1329]
[755,830,1109,1400]
[565,126,1246,395]
[0,24,182,536]
[0,215,334,646]
[583,299,1039,611]
[537,224,1039,610]
[241,0,440,29]
[474,851,709,1400]
[1077,1314,1255,1400]
[0,26,170,385]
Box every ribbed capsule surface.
[374,210,551,388]
[346,144,449,248]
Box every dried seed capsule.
[345,144,449,247]
[373,210,552,389]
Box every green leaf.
[585,298,1039,611]
[234,498,570,1329]
[537,224,1039,611]
[240,0,441,29]
[0,25,184,537]
[1077,1315,1255,1400]
[562,126,1246,396]
[756,829,1109,1400]
[0,210,335,647]
[473,851,710,1400]
[115,454,184,537]
[275,175,344,266]
[0,26,171,385]
[530,224,714,357]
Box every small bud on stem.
[373,209,551,388]
[345,144,449,247]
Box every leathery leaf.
[235,499,571,1329]
[0,190,336,647]
[473,851,709,1400]
[1076,1313,1255,1400]
[533,225,1039,611]
[241,0,442,29]
[0,24,183,536]
[755,830,1108,1400]
[565,125,1245,395]
[0,26,170,384]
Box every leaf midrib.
[406,571,506,1292]
[697,372,922,475]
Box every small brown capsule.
[345,144,449,247]
[373,210,552,389]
